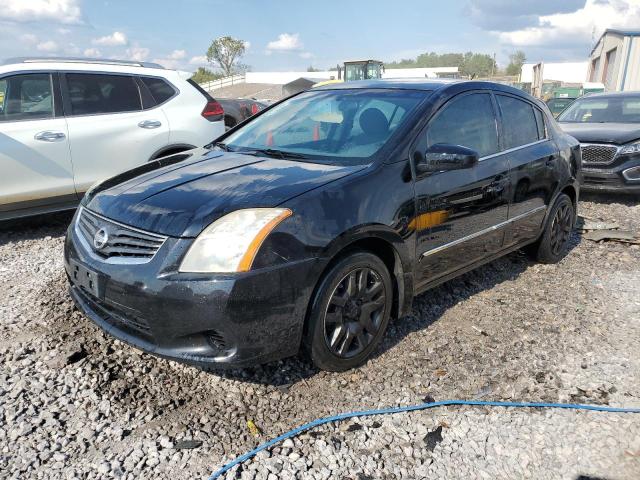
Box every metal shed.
[588,29,640,91]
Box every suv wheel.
[304,251,392,371]
[528,193,575,264]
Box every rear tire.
[528,193,575,264]
[303,252,393,372]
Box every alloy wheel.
[323,267,387,359]
[550,202,573,256]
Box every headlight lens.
[620,141,640,155]
[179,208,292,273]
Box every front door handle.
[34,131,66,142]
[138,120,162,129]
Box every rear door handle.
[138,120,162,129]
[34,131,66,142]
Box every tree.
[459,52,497,78]
[190,67,223,84]
[206,36,246,77]
[307,65,321,72]
[506,50,526,76]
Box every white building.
[588,28,640,91]
[520,62,589,84]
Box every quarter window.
[497,95,539,149]
[534,108,546,139]
[0,73,54,122]
[426,93,499,158]
[66,74,142,115]
[141,77,176,105]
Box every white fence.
[200,74,246,92]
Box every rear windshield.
[558,96,640,123]
[223,89,429,164]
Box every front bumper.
[64,216,319,368]
[581,154,640,193]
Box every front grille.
[581,144,619,165]
[76,207,166,262]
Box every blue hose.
[208,399,640,479]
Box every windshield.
[223,89,428,163]
[558,95,640,123]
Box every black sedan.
[559,91,640,193]
[65,80,580,371]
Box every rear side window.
[0,73,54,122]
[66,74,141,115]
[426,93,499,158]
[534,108,546,139]
[141,77,176,105]
[497,95,539,149]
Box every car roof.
[0,57,176,77]
[578,91,640,99]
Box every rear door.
[495,94,557,246]
[62,72,170,193]
[413,91,511,287]
[0,72,76,215]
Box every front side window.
[426,93,499,158]
[497,95,539,149]
[558,95,640,123]
[223,89,429,164]
[66,74,141,116]
[0,73,53,122]
[344,64,365,82]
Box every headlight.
[179,208,292,273]
[620,141,640,155]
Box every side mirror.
[416,143,479,174]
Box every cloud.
[266,33,303,51]
[36,40,58,52]
[496,0,640,52]
[299,51,314,59]
[0,0,82,24]
[189,55,208,65]
[167,49,186,60]
[84,48,102,57]
[125,46,150,62]
[92,31,128,47]
[465,0,584,30]
[57,28,71,35]
[244,40,251,50]
[20,34,38,45]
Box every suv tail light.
[251,103,260,115]
[202,100,224,122]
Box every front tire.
[303,252,393,372]
[528,193,575,264]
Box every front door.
[62,72,170,193]
[412,91,511,288]
[0,72,76,216]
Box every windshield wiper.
[213,141,229,151]
[244,148,309,160]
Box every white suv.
[0,57,225,220]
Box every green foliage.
[506,50,527,76]
[307,65,321,72]
[385,51,497,78]
[190,67,223,84]
[206,36,247,77]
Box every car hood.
[559,122,640,145]
[84,148,365,237]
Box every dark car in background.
[187,79,264,130]
[65,80,580,371]
[546,97,577,118]
[559,92,640,193]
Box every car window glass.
[497,95,539,149]
[558,96,640,123]
[534,108,546,139]
[426,93,498,158]
[66,74,141,115]
[224,89,428,163]
[141,77,175,104]
[0,73,53,122]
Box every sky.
[1,0,639,73]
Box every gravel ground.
[1,194,639,479]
